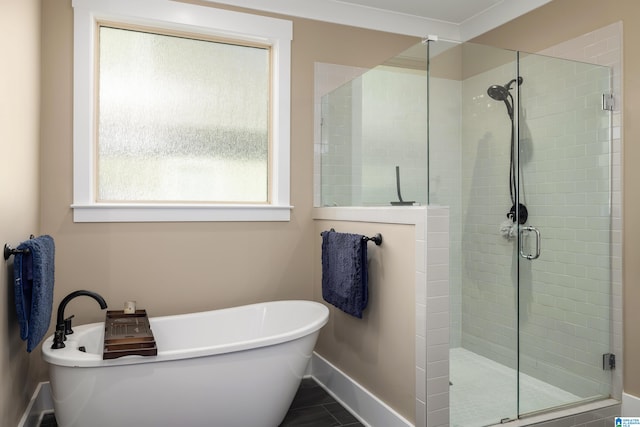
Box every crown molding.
[197,0,552,41]
[198,0,460,40]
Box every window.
[72,0,292,222]
[98,25,271,203]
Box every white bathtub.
[42,300,329,427]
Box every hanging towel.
[13,235,55,352]
[321,230,368,318]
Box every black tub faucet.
[51,290,108,349]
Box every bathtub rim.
[42,299,329,368]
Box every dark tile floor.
[39,413,57,427]
[280,378,364,426]
[40,378,364,427]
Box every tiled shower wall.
[426,78,462,347]
[319,81,356,206]
[360,67,427,205]
[314,63,368,207]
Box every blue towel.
[321,230,368,318]
[13,235,55,352]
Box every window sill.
[71,203,293,222]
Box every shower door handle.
[519,226,541,260]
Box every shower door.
[429,41,613,426]
[516,52,612,416]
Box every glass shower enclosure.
[430,41,612,425]
[319,43,428,207]
[319,38,613,425]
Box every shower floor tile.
[39,378,363,427]
[450,347,581,427]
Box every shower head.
[487,84,510,101]
[488,85,514,119]
[487,77,523,120]
[487,77,523,101]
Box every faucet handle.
[51,329,66,349]
[64,315,75,335]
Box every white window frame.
[71,0,293,222]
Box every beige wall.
[472,0,639,398]
[0,0,42,425]
[39,0,416,319]
[34,0,419,422]
[36,1,417,311]
[313,220,417,422]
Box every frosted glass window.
[97,26,270,203]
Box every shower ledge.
[313,206,437,224]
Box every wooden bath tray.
[103,310,157,360]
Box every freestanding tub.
[42,300,329,427]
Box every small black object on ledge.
[321,229,383,246]
[391,166,415,206]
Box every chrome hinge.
[603,353,616,370]
[602,93,615,111]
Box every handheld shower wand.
[487,76,528,225]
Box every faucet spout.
[51,290,108,349]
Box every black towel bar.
[363,233,383,246]
[321,229,383,246]
[4,245,29,261]
[4,235,35,261]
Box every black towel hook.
[4,235,35,261]
[321,229,383,246]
